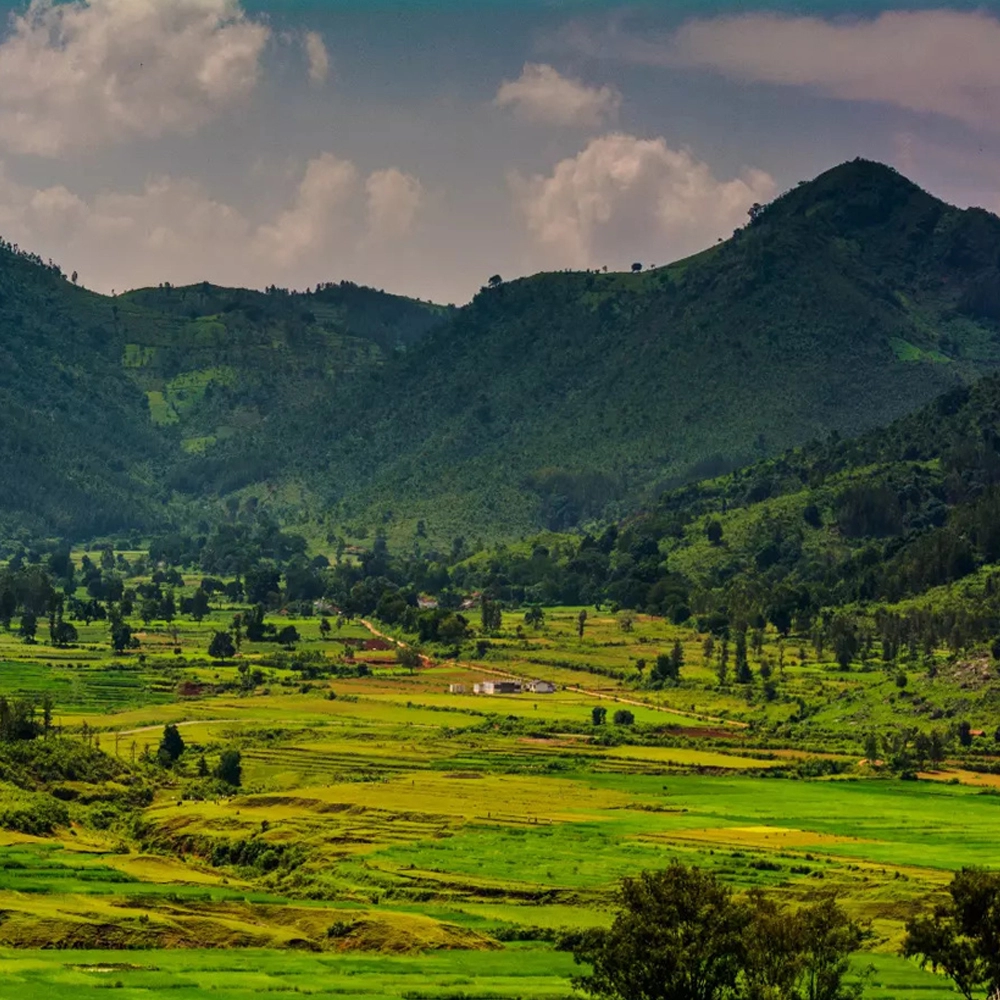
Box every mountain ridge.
[5,158,1000,544]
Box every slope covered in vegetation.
[262,158,1000,540]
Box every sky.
[1,1,1000,304]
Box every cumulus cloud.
[0,0,270,156]
[494,63,621,128]
[0,152,425,291]
[572,10,1000,133]
[511,133,774,269]
[365,168,424,240]
[254,153,360,267]
[303,30,330,85]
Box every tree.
[574,864,864,1000]
[480,595,502,634]
[572,864,747,1000]
[706,519,724,546]
[487,274,503,288]
[618,611,635,633]
[208,631,236,662]
[524,606,545,628]
[735,628,752,684]
[189,588,210,622]
[319,617,332,640]
[631,262,643,273]
[958,720,973,748]
[110,621,136,654]
[613,709,634,726]
[214,749,242,786]
[592,705,607,726]
[158,723,185,763]
[18,612,37,644]
[197,754,210,777]
[397,646,421,673]
[904,868,1000,1000]
[277,625,300,648]
[577,609,588,638]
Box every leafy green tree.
[18,612,37,644]
[577,609,588,638]
[214,749,242,786]
[618,611,635,633]
[319,617,332,639]
[613,709,634,726]
[158,724,185,763]
[572,863,747,1000]
[110,621,135,654]
[208,631,236,662]
[277,625,300,648]
[189,588,210,622]
[735,628,752,684]
[197,754,210,777]
[904,868,1000,1000]
[397,646,421,673]
[524,605,545,628]
[706,520,724,546]
[592,705,607,726]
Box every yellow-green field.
[0,602,990,997]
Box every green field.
[0,594,990,997]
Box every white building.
[526,679,556,694]
[474,679,522,695]
[449,683,466,694]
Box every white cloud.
[0,0,270,156]
[576,10,1000,133]
[494,63,620,128]
[254,153,360,267]
[365,168,424,240]
[0,152,426,291]
[304,30,330,86]
[511,133,774,268]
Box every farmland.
[0,585,994,998]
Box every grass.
[0,593,996,995]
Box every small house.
[449,683,466,694]
[474,679,522,695]
[526,679,556,694]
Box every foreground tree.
[573,863,865,1000]
[904,868,1000,1000]
[573,864,747,1000]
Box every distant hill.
[231,159,1000,541]
[7,158,1000,545]
[0,245,451,539]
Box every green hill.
[0,245,451,540]
[7,157,1000,546]
[243,158,1000,542]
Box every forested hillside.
[0,246,450,539]
[7,158,1000,546]
[267,159,1000,540]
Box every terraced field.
[0,604,991,997]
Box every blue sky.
[0,0,997,303]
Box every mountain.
[0,242,451,541]
[211,159,1000,543]
[6,157,1000,545]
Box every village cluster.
[449,679,557,695]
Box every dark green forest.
[6,158,1000,550]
